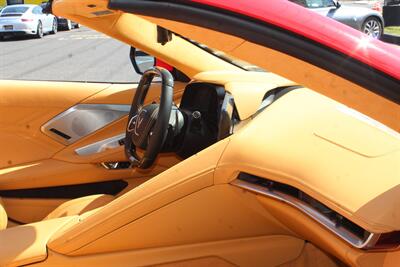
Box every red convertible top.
[191,0,400,80]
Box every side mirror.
[129,47,156,75]
[129,46,191,82]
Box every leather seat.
[44,194,114,220]
[0,194,114,229]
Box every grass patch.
[385,26,400,36]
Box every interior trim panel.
[41,104,130,145]
[0,180,128,199]
[231,173,382,250]
[75,133,125,156]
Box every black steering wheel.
[125,67,174,169]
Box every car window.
[0,23,252,83]
[31,6,43,14]
[0,25,140,83]
[289,0,336,8]
[0,20,256,83]
[289,0,308,7]
[183,37,266,72]
[1,6,29,13]
[385,0,400,5]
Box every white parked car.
[0,4,57,40]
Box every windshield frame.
[178,35,266,72]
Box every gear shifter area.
[162,106,185,152]
[166,82,228,159]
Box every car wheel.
[50,19,58,34]
[35,22,43,39]
[0,36,4,41]
[362,17,383,39]
[66,20,72,31]
[74,23,80,29]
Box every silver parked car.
[0,4,57,40]
[290,0,385,38]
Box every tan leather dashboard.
[215,88,400,233]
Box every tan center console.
[0,216,78,267]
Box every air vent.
[232,173,400,250]
[49,128,71,140]
[91,10,113,16]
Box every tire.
[66,20,72,31]
[50,19,57,34]
[74,23,80,29]
[362,17,383,39]
[0,36,4,41]
[35,21,43,39]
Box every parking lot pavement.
[0,27,142,83]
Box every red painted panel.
[189,0,400,80]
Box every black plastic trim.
[49,128,71,140]
[234,173,374,248]
[252,85,302,118]
[0,180,128,199]
[108,0,400,105]
[234,173,400,251]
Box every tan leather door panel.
[0,80,184,226]
[0,80,184,190]
[0,80,108,169]
[0,80,135,190]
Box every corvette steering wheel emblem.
[127,115,137,133]
[135,109,146,136]
[127,107,147,134]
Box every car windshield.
[183,37,266,72]
[2,6,29,14]
[289,0,336,8]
